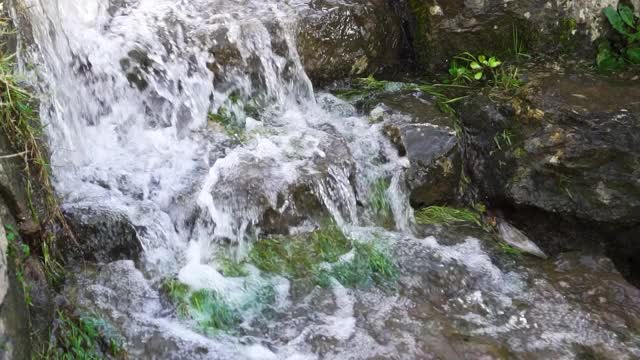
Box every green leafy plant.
[597,4,640,72]
[208,107,247,143]
[44,312,125,359]
[449,53,520,90]
[4,224,33,307]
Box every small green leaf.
[470,61,482,70]
[488,57,502,68]
[21,244,30,257]
[473,72,483,80]
[626,47,640,64]
[604,6,630,35]
[478,55,486,63]
[596,41,624,73]
[619,5,636,28]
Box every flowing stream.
[13,0,640,358]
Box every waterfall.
[13,1,640,359]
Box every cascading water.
[13,0,640,358]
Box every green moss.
[328,242,398,289]
[189,289,240,332]
[369,178,394,228]
[559,18,578,45]
[512,147,526,159]
[218,256,248,277]
[407,0,432,66]
[249,221,351,278]
[249,223,399,290]
[415,206,483,227]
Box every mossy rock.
[457,69,640,224]
[407,0,598,69]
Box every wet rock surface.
[406,0,628,68]
[458,71,640,225]
[385,120,460,208]
[65,231,640,359]
[357,90,462,207]
[457,69,640,284]
[64,207,143,264]
[297,0,406,85]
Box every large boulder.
[458,70,640,225]
[297,0,406,85]
[407,0,640,68]
[200,128,357,240]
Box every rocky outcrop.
[0,137,32,360]
[297,0,406,85]
[457,69,640,282]
[458,70,640,225]
[407,0,640,68]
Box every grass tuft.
[248,221,351,279]
[415,206,483,227]
[369,178,394,228]
[162,278,191,318]
[43,311,125,359]
[161,279,240,332]
[326,242,398,289]
[189,289,240,332]
[217,256,248,277]
[248,222,399,290]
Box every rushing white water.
[14,0,640,358]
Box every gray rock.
[458,70,640,225]
[64,207,143,264]
[205,129,356,238]
[407,0,638,68]
[297,0,406,85]
[373,91,461,208]
[497,219,547,259]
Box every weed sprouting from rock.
[415,206,483,227]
